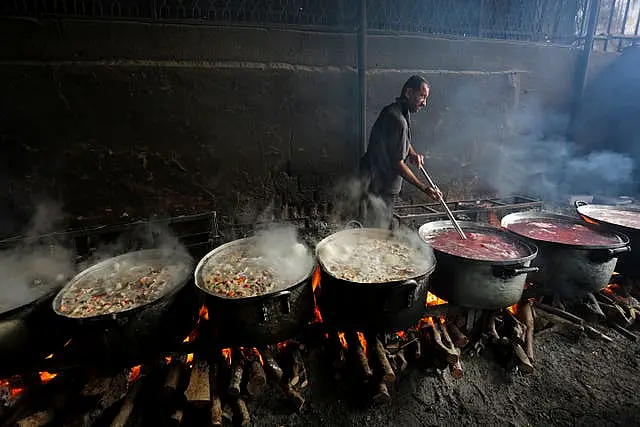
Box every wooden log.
[232,398,250,427]
[432,321,460,364]
[534,302,584,325]
[513,343,534,374]
[169,407,185,426]
[367,336,395,384]
[446,322,469,348]
[208,363,223,426]
[505,311,526,345]
[583,324,614,343]
[595,291,616,305]
[388,348,408,374]
[519,301,535,362]
[612,323,639,341]
[227,349,245,397]
[533,308,585,332]
[372,381,391,406]
[488,312,506,344]
[164,355,187,398]
[448,359,464,380]
[583,293,606,321]
[346,332,373,381]
[184,358,210,407]
[16,410,54,427]
[110,379,143,427]
[600,302,634,327]
[282,383,305,412]
[288,346,306,388]
[413,338,422,360]
[246,359,267,397]
[260,348,283,382]
[211,396,223,427]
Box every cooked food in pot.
[201,241,311,299]
[581,207,640,229]
[57,258,189,318]
[420,228,529,261]
[317,231,433,283]
[506,220,622,246]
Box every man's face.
[406,83,430,113]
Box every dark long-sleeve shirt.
[360,99,411,198]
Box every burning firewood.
[448,359,464,380]
[163,354,188,399]
[425,320,459,365]
[533,307,585,333]
[282,382,305,412]
[286,345,307,389]
[209,364,223,427]
[227,349,245,397]
[346,332,373,381]
[446,322,469,348]
[260,347,283,382]
[16,410,55,427]
[184,356,210,407]
[581,293,606,321]
[534,302,584,325]
[365,335,395,384]
[232,397,250,427]
[518,300,535,363]
[246,358,267,397]
[611,323,639,341]
[513,344,534,374]
[110,377,144,427]
[600,302,634,327]
[372,381,391,406]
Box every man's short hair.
[400,75,430,98]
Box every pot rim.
[314,227,437,284]
[194,236,316,302]
[575,202,640,232]
[52,248,194,321]
[501,211,631,250]
[418,220,539,266]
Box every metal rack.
[393,195,543,228]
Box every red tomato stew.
[506,220,622,246]
[421,228,530,261]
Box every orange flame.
[0,377,24,400]
[45,353,54,360]
[312,266,321,292]
[252,348,264,365]
[221,348,232,366]
[199,305,209,321]
[38,372,57,384]
[338,332,348,350]
[396,331,406,339]
[129,365,142,384]
[357,332,367,355]
[165,356,172,364]
[604,283,619,295]
[186,353,194,366]
[426,292,447,306]
[183,328,198,343]
[312,306,323,324]
[418,316,435,328]
[507,304,518,315]
[276,341,288,352]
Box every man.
[360,75,441,223]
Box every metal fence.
[0,0,637,51]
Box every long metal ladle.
[419,166,467,240]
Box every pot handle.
[574,200,589,209]
[260,290,292,323]
[589,246,632,262]
[492,266,539,279]
[401,279,418,308]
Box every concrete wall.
[0,19,607,230]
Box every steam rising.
[424,85,636,201]
[0,201,75,314]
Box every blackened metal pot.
[194,236,316,348]
[418,221,538,310]
[575,200,640,279]
[52,248,198,369]
[502,211,631,300]
[315,227,436,334]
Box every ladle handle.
[419,166,467,240]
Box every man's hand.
[423,185,442,201]
[408,152,424,169]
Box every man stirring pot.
[359,75,442,226]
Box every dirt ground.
[237,327,640,427]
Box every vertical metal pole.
[358,0,367,162]
[603,0,617,51]
[617,0,632,50]
[572,0,601,122]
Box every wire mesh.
[0,0,635,49]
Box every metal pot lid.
[194,234,315,300]
[418,220,537,264]
[0,248,74,316]
[502,211,629,250]
[315,227,436,284]
[576,202,640,231]
[53,248,194,319]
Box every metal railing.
[592,0,640,51]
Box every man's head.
[399,75,430,113]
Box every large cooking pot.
[0,248,73,376]
[502,211,631,299]
[52,248,198,369]
[194,234,316,348]
[315,227,436,334]
[575,200,640,278]
[418,221,538,310]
